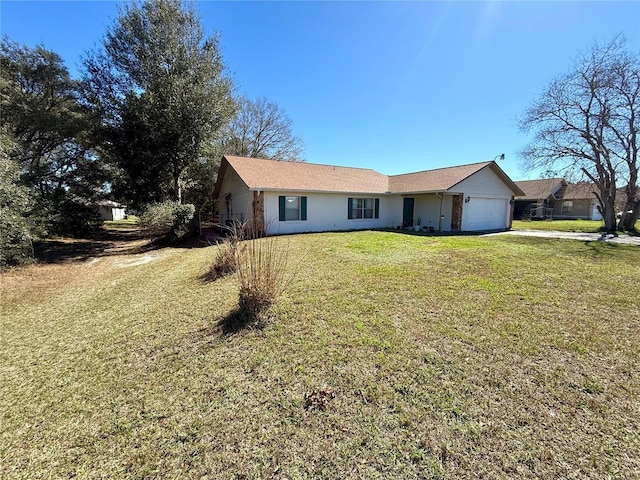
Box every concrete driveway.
[486,229,640,246]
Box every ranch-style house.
[213,155,525,236]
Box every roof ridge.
[515,177,565,183]
[388,161,491,178]
[225,155,497,178]
[224,155,384,175]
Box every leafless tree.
[520,35,639,231]
[223,96,305,162]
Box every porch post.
[451,193,463,231]
[252,191,265,236]
[437,193,444,232]
[509,197,515,229]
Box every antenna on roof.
[494,153,505,161]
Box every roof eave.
[249,187,389,195]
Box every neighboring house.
[513,178,567,219]
[553,183,602,220]
[213,155,524,236]
[514,179,603,220]
[98,200,127,221]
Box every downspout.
[436,193,444,232]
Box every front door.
[403,197,415,227]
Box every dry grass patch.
[1,231,639,479]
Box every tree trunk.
[173,172,181,204]
[601,186,618,233]
[586,167,618,232]
[618,172,639,230]
[621,198,640,231]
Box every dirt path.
[34,225,156,265]
[1,226,179,299]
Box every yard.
[511,219,606,232]
[1,230,639,479]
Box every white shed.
[98,200,127,221]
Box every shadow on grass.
[375,227,508,237]
[34,227,157,264]
[34,226,225,265]
[217,305,268,336]
[582,240,624,256]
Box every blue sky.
[2,1,639,180]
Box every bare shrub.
[237,234,289,320]
[209,220,246,280]
[231,220,290,322]
[210,240,238,280]
[211,219,294,326]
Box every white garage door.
[463,197,509,231]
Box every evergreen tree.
[83,0,235,207]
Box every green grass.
[103,217,140,229]
[2,231,639,479]
[512,219,606,232]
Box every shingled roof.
[563,182,599,200]
[215,155,524,196]
[219,155,389,194]
[515,178,566,200]
[389,162,509,193]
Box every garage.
[462,197,509,231]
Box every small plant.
[582,378,604,395]
[210,239,238,280]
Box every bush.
[0,152,36,269]
[210,239,238,280]
[0,214,35,269]
[236,233,290,322]
[48,198,103,237]
[139,201,196,242]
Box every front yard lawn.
[511,219,605,232]
[1,231,639,478]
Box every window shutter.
[301,196,307,221]
[279,196,286,221]
[374,198,380,219]
[348,198,353,219]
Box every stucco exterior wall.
[216,168,253,223]
[455,167,514,230]
[412,194,454,231]
[99,206,126,221]
[454,167,515,197]
[264,191,394,235]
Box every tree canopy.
[83,0,236,207]
[1,38,98,198]
[223,96,305,162]
[1,37,105,238]
[520,35,639,231]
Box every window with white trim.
[561,200,573,213]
